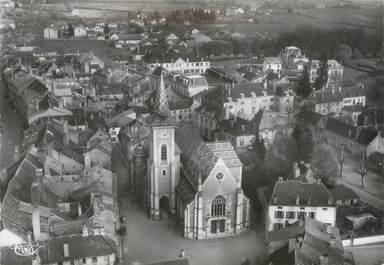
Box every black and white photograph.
[0,0,383,264]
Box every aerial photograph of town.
[0,0,383,264]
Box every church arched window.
[211,195,226,216]
[161,145,167,161]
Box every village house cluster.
[0,5,383,265]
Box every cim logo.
[10,243,44,256]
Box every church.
[131,72,250,239]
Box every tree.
[253,130,266,161]
[311,144,339,184]
[358,153,367,187]
[67,23,74,37]
[336,44,352,63]
[296,65,312,98]
[272,132,299,163]
[103,23,110,34]
[314,55,328,90]
[292,123,314,163]
[265,150,292,178]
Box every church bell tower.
[147,71,180,220]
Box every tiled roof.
[168,99,193,110]
[301,111,323,125]
[206,141,242,168]
[176,122,218,187]
[329,185,358,201]
[263,57,282,65]
[194,103,223,121]
[227,83,273,102]
[0,235,116,265]
[310,90,343,104]
[269,180,334,207]
[267,223,304,242]
[218,117,257,136]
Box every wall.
[342,234,384,247]
[267,205,336,231]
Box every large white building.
[263,57,282,74]
[223,82,294,120]
[148,57,210,75]
[310,59,343,84]
[171,74,209,98]
[267,179,336,231]
[44,26,59,39]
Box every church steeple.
[153,71,169,119]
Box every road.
[341,157,384,210]
[345,244,384,265]
[0,77,24,170]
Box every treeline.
[166,9,216,24]
[199,25,381,59]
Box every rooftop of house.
[168,99,193,110]
[329,185,358,201]
[218,117,257,136]
[0,234,116,265]
[310,90,343,104]
[195,103,223,121]
[226,82,273,102]
[263,57,282,65]
[105,109,136,128]
[269,179,335,207]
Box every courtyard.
[112,147,267,265]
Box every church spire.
[153,71,169,119]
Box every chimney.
[319,255,329,265]
[296,195,300,205]
[32,207,41,241]
[77,202,82,217]
[241,124,245,131]
[330,239,335,248]
[82,225,88,237]
[63,243,69,258]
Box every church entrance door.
[211,219,226,234]
[211,220,217,234]
[159,196,170,220]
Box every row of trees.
[199,25,380,60]
[166,9,216,24]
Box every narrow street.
[0,78,24,170]
[112,146,267,265]
[341,157,384,210]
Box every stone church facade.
[130,71,250,239]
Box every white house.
[310,59,343,84]
[223,82,275,120]
[263,57,282,74]
[267,179,336,231]
[44,26,59,39]
[339,81,366,107]
[147,57,210,75]
[74,25,87,37]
